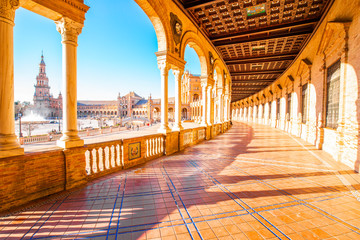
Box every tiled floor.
[1,122,360,239]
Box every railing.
[1,123,231,213]
[21,134,62,144]
[84,140,123,177]
[183,131,193,146]
[145,135,164,158]
[198,128,206,140]
[20,126,129,145]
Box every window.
[276,99,280,120]
[301,83,308,123]
[286,93,292,121]
[326,60,341,129]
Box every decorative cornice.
[61,0,89,13]
[0,0,19,24]
[55,17,83,44]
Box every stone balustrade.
[84,139,123,178]
[0,122,231,213]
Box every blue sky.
[14,0,201,102]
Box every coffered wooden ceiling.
[176,0,334,102]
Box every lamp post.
[18,112,23,137]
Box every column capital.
[172,68,184,80]
[55,17,83,45]
[157,59,169,74]
[0,0,19,24]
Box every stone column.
[224,95,229,121]
[207,85,213,125]
[173,69,183,131]
[0,0,24,158]
[157,60,171,133]
[218,90,223,123]
[56,17,84,148]
[200,80,208,126]
[220,94,225,122]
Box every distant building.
[32,54,62,118]
[32,54,200,122]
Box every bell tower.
[33,53,51,112]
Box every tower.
[33,54,51,111]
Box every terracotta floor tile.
[3,123,360,240]
[212,226,230,237]
[244,230,263,240]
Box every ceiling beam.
[214,29,312,47]
[184,0,222,9]
[230,70,285,76]
[231,86,267,89]
[225,54,297,65]
[211,19,318,42]
[231,78,276,81]
[232,92,258,94]
[232,80,275,84]
[233,85,265,89]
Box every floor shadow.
[2,122,360,239]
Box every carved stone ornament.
[55,17,84,44]
[0,0,19,23]
[170,13,182,45]
[209,51,215,77]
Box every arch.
[133,0,171,52]
[193,93,199,101]
[181,108,188,119]
[180,31,208,76]
[213,61,224,89]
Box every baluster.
[146,139,149,157]
[154,138,157,155]
[98,147,104,171]
[116,144,121,167]
[150,138,153,156]
[92,148,97,173]
[85,150,91,175]
[153,138,157,155]
[158,137,162,154]
[160,137,164,153]
[111,145,115,168]
[104,146,110,170]
[121,144,124,166]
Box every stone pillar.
[173,69,183,131]
[56,17,84,149]
[221,94,225,122]
[0,0,24,158]
[207,85,213,125]
[218,91,224,123]
[200,80,208,126]
[157,60,171,133]
[224,95,229,121]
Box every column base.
[158,125,171,134]
[0,134,24,158]
[200,122,208,127]
[57,139,84,149]
[0,147,24,159]
[172,125,184,132]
